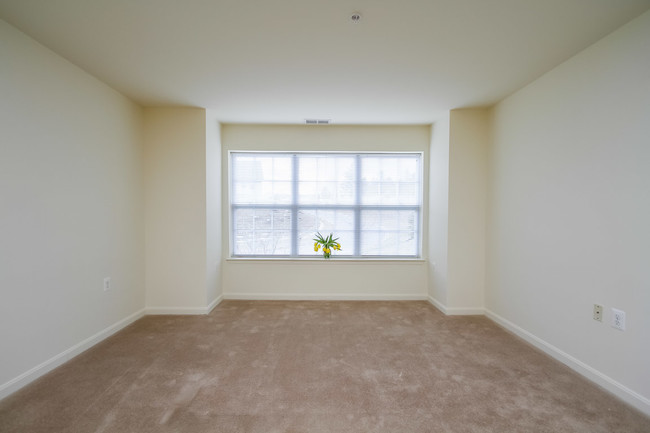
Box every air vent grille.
[305,119,331,125]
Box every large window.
[230,152,422,258]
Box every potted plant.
[313,232,341,259]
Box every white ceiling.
[1,0,649,124]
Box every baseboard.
[0,308,145,401]
[427,296,447,313]
[146,296,224,315]
[485,308,650,416]
[427,296,485,315]
[146,306,210,315]
[223,293,428,301]
[0,297,227,401]
[206,295,223,313]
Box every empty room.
[1,0,649,432]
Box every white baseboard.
[206,295,223,313]
[146,295,224,315]
[444,306,485,315]
[428,296,447,313]
[223,293,428,301]
[0,308,145,401]
[485,308,650,416]
[427,296,485,315]
[145,307,207,315]
[0,297,226,401]
[9,298,645,417]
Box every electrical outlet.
[611,308,626,331]
[593,304,603,322]
[103,277,111,292]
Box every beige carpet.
[0,301,648,432]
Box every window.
[230,152,422,258]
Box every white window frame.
[228,151,423,259]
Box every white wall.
[143,107,211,313]
[206,111,223,306]
[428,110,488,314]
[0,19,145,397]
[221,125,429,300]
[486,11,650,414]
[428,114,450,306]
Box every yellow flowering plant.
[313,232,341,259]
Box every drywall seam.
[485,309,650,416]
[0,308,146,400]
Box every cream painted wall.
[427,110,488,314]
[221,125,429,299]
[224,260,427,300]
[447,109,488,311]
[143,107,211,312]
[0,20,144,396]
[487,11,650,413]
[205,111,223,305]
[428,114,450,306]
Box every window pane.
[297,209,355,255]
[398,231,418,255]
[360,155,420,205]
[398,182,419,205]
[233,208,291,255]
[360,231,417,256]
[298,231,354,256]
[360,210,418,256]
[233,181,292,204]
[298,155,355,205]
[232,154,292,204]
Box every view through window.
[230,152,422,258]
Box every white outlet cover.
[593,304,603,321]
[611,308,626,331]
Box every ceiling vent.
[305,119,331,125]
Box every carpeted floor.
[0,301,648,432]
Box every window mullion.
[291,154,299,257]
[354,154,361,256]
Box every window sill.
[226,257,426,265]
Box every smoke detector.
[351,12,361,23]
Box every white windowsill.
[226,257,427,264]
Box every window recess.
[230,152,422,258]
